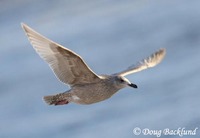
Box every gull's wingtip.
[21,22,28,32]
[155,48,166,61]
[153,48,166,66]
[21,22,26,28]
[21,23,31,32]
[159,48,166,56]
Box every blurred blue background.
[1,0,200,138]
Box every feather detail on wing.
[21,23,100,86]
[116,48,166,76]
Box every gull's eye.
[120,78,124,82]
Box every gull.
[21,23,166,106]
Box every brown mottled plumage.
[21,23,166,106]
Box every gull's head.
[114,76,138,89]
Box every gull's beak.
[129,83,138,88]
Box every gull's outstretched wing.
[115,48,166,76]
[22,23,100,86]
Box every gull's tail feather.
[43,93,71,106]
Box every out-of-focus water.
[1,0,200,138]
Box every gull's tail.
[43,92,71,106]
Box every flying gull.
[21,23,166,106]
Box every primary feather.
[116,48,166,76]
[21,23,100,86]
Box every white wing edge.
[116,48,166,76]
